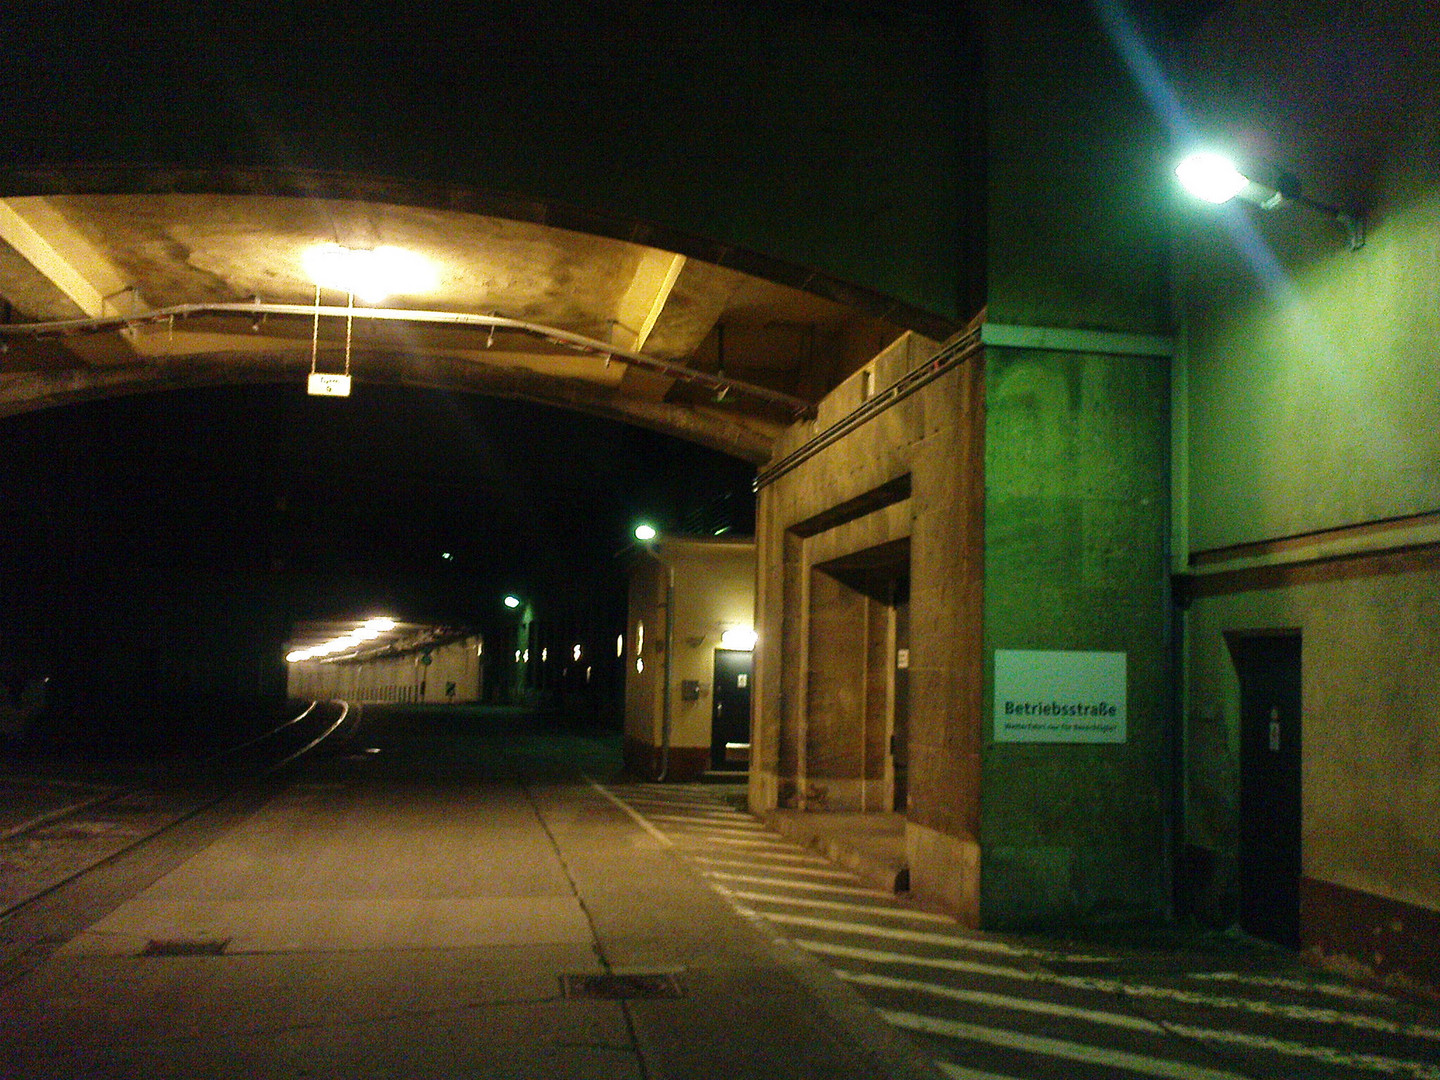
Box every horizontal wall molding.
[788,474,912,539]
[1191,509,1440,568]
[1175,539,1440,603]
[981,322,1174,358]
[755,328,981,490]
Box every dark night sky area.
[0,386,755,742]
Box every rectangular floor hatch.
[142,938,228,957]
[560,972,684,999]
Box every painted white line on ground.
[1122,982,1440,1043]
[702,871,892,899]
[758,911,1087,960]
[881,1009,1249,1080]
[583,780,673,848]
[674,834,810,850]
[1187,970,1396,1004]
[716,887,955,924]
[1165,1020,1440,1080]
[794,938,1434,1048]
[640,815,768,834]
[686,855,863,879]
[794,939,1038,983]
[632,803,756,815]
[936,1062,1031,1080]
[613,799,748,816]
[614,786,732,803]
[800,939,1440,1043]
[839,969,1165,1034]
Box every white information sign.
[307,373,352,397]
[994,650,1126,743]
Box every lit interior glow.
[302,244,438,303]
[720,627,758,651]
[616,633,624,657]
[541,647,549,663]
[573,644,583,661]
[634,523,658,542]
[1175,151,1250,204]
[285,616,397,662]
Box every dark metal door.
[711,649,753,771]
[1233,633,1303,948]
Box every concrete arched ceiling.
[0,185,924,461]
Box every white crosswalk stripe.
[702,870,895,899]
[882,1009,1250,1080]
[598,782,1440,1080]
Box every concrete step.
[761,809,909,894]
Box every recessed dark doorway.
[811,537,910,813]
[711,649,754,771]
[1227,631,1303,949]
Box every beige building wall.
[624,539,756,779]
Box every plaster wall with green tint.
[981,347,1172,928]
[982,0,1171,335]
[1176,0,1440,549]
[1171,0,1440,973]
[1181,184,1440,550]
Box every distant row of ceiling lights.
[286,617,397,663]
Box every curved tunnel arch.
[0,165,955,461]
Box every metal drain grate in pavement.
[142,938,229,957]
[560,972,685,999]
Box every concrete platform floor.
[0,712,941,1080]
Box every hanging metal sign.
[993,649,1127,743]
[307,373,352,396]
[306,285,355,397]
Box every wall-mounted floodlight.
[503,595,522,609]
[720,627,758,651]
[1175,150,1364,250]
[634,523,658,542]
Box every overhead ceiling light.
[302,244,438,302]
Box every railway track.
[0,700,355,922]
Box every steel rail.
[203,699,318,762]
[0,700,353,925]
[0,302,815,418]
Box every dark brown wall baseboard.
[1302,876,1440,1004]
[622,735,711,782]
